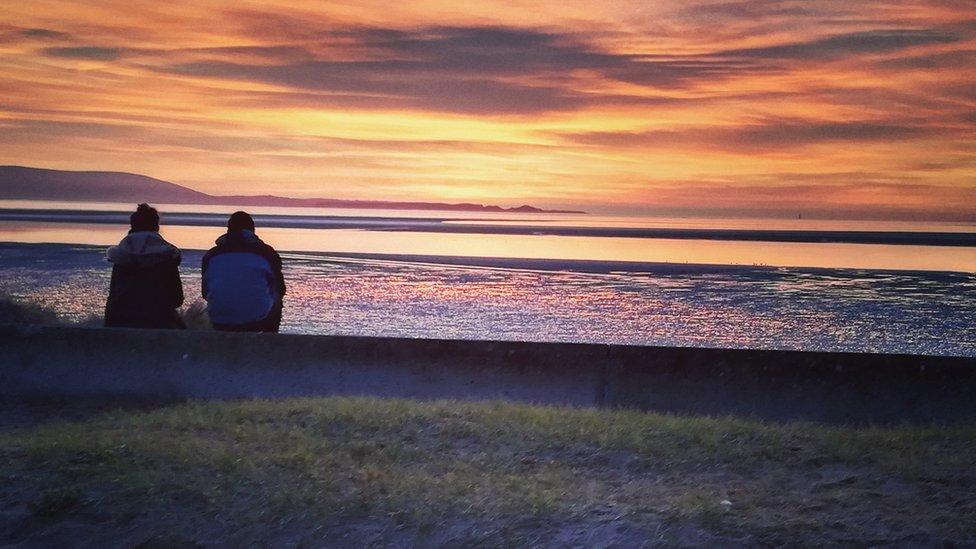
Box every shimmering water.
[1,243,973,356]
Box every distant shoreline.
[0,166,585,215]
[1,208,975,247]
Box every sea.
[1,200,974,357]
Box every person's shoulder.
[256,242,282,263]
[201,245,222,265]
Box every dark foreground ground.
[1,397,975,547]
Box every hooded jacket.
[104,231,185,329]
[201,230,285,325]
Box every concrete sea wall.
[1,324,974,424]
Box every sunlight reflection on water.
[2,221,975,272]
[1,243,973,356]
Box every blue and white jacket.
[201,230,286,324]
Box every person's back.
[202,211,285,332]
[104,203,185,329]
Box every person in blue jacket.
[202,211,285,332]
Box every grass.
[2,397,975,545]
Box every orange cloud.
[0,1,974,219]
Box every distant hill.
[0,166,211,204]
[0,166,584,214]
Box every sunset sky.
[1,0,974,218]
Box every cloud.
[727,120,936,146]
[20,28,70,40]
[33,18,967,117]
[150,23,967,114]
[559,119,943,152]
[155,25,666,113]
[605,58,763,89]
[151,24,782,111]
[718,29,959,60]
[877,49,976,70]
[0,119,154,151]
[0,117,564,157]
[41,46,124,61]
[181,45,316,63]
[168,60,598,114]
[628,179,976,219]
[333,26,623,75]
[677,1,820,20]
[0,25,71,45]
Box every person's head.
[130,203,160,232]
[227,211,255,233]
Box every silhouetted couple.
[104,203,285,332]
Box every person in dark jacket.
[104,203,185,329]
[202,211,285,332]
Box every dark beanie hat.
[130,203,159,232]
[228,211,255,233]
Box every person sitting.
[104,203,185,329]
[202,211,285,332]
